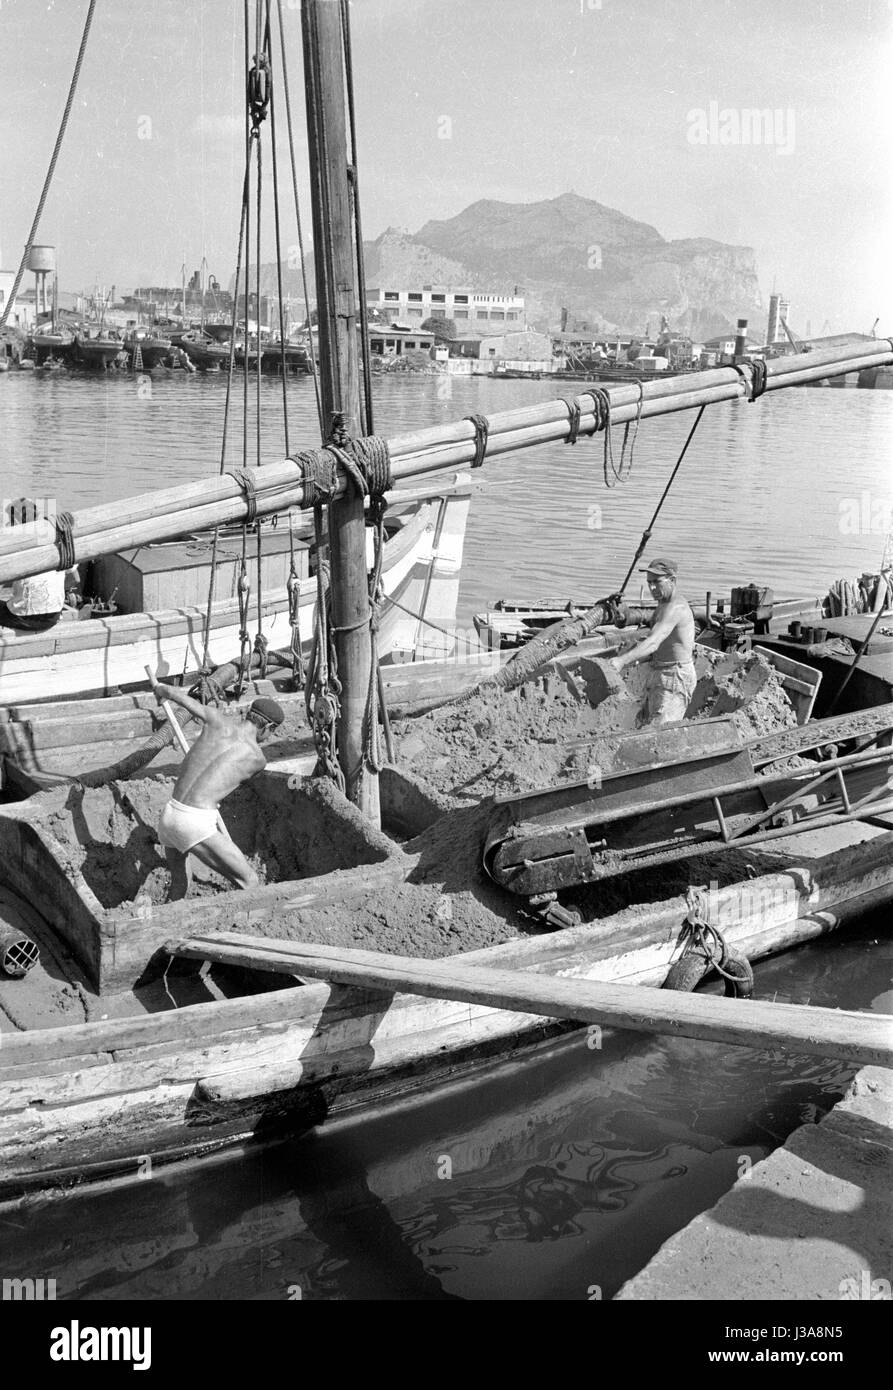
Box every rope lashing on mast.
[464,414,490,468]
[731,357,768,402]
[561,397,582,445]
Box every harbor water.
[0,372,891,1298]
[2,918,889,1300]
[1,372,891,629]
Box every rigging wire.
[0,0,98,330]
[339,0,374,435]
[268,20,291,454]
[275,0,323,432]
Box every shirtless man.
[150,680,285,898]
[610,558,696,725]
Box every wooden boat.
[2,1,891,1208]
[179,335,231,370]
[127,328,172,369]
[0,610,891,1199]
[263,339,312,373]
[0,475,473,707]
[30,327,74,364]
[73,332,123,369]
[473,592,829,652]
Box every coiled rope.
[590,382,643,487]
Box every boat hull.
[0,824,890,1200]
[0,481,472,706]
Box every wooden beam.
[1,339,891,585]
[301,0,378,823]
[166,933,893,1069]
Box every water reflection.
[3,920,886,1302]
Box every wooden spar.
[301,0,378,822]
[143,665,190,754]
[166,934,893,1069]
[1,338,891,584]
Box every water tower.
[26,244,56,328]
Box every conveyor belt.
[483,709,893,897]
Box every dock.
[616,1065,893,1301]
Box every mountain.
[242,191,762,339]
[411,193,762,338]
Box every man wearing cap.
[610,558,696,725]
[149,679,285,898]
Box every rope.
[287,513,304,688]
[589,383,642,486]
[267,21,290,450]
[235,528,252,697]
[328,435,392,501]
[340,0,375,436]
[732,357,768,401]
[292,450,338,506]
[0,0,97,330]
[226,467,259,525]
[561,397,581,445]
[200,123,252,674]
[464,413,490,468]
[54,511,76,570]
[675,887,755,996]
[275,0,323,430]
[616,403,707,598]
[379,594,489,652]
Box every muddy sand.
[27,647,799,968]
[390,648,798,801]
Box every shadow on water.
[3,912,887,1301]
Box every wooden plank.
[167,934,893,1069]
[754,645,822,724]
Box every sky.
[1,0,890,334]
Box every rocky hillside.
[246,191,762,338]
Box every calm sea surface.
[3,919,890,1302]
[0,371,890,1299]
[1,371,891,625]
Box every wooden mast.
[301,0,379,823]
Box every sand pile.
[39,774,392,911]
[391,649,798,801]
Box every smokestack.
[734,318,748,357]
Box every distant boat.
[127,328,172,369]
[202,319,235,342]
[263,338,312,373]
[30,326,74,364]
[73,331,123,369]
[180,334,231,370]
